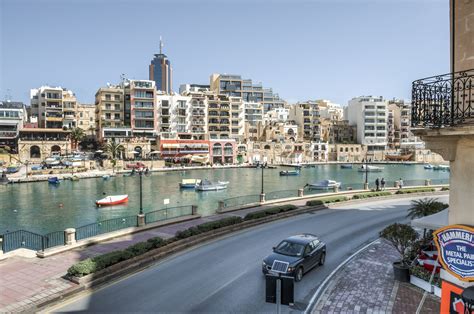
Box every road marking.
[303,238,381,314]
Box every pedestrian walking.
[375,177,380,191]
[399,178,404,189]
[381,178,386,190]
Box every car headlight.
[287,267,294,273]
[262,261,267,266]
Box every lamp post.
[260,161,265,203]
[139,168,143,215]
[364,153,369,190]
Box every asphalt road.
[52,195,448,313]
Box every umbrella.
[95,150,104,153]
[149,151,161,155]
[132,151,141,155]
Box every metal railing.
[412,69,474,128]
[145,205,193,224]
[265,190,299,201]
[2,230,45,253]
[221,195,261,209]
[43,230,65,249]
[76,215,138,241]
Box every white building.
[317,99,344,120]
[156,93,192,139]
[30,86,77,129]
[0,101,27,153]
[347,96,388,151]
[265,107,289,123]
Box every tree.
[406,198,449,219]
[380,223,418,265]
[104,140,125,160]
[70,128,85,150]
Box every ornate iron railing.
[1,230,45,253]
[412,69,474,128]
[76,215,138,241]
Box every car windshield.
[274,240,305,257]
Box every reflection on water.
[0,165,449,234]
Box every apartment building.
[243,101,263,141]
[317,100,344,121]
[30,86,77,129]
[289,101,322,142]
[328,120,356,144]
[0,101,27,153]
[76,104,95,133]
[157,93,195,139]
[95,85,125,141]
[387,99,424,149]
[265,107,289,123]
[210,74,286,113]
[229,96,244,141]
[347,96,388,151]
[207,94,231,139]
[127,80,157,139]
[149,38,172,94]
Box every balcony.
[0,131,18,138]
[412,69,474,128]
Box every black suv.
[262,234,326,282]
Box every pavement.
[313,239,440,313]
[0,195,446,312]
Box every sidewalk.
[312,240,440,313]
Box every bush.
[306,196,348,206]
[440,187,449,191]
[175,216,243,239]
[380,223,418,265]
[410,265,441,287]
[395,188,435,194]
[67,237,165,277]
[352,191,391,199]
[243,205,298,221]
[406,198,449,219]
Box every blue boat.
[48,177,60,184]
[340,164,353,169]
[279,169,300,176]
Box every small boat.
[31,165,42,171]
[48,177,60,184]
[267,165,278,169]
[179,178,201,189]
[96,194,129,206]
[424,164,434,170]
[306,179,341,190]
[195,179,227,191]
[102,175,111,180]
[71,175,80,181]
[6,165,20,173]
[385,153,413,161]
[45,157,61,166]
[358,165,383,172]
[218,181,229,185]
[279,169,300,176]
[340,164,353,169]
[433,164,450,171]
[0,172,9,185]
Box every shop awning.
[411,209,449,230]
[162,144,179,148]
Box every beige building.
[95,86,125,141]
[328,120,356,144]
[17,128,72,162]
[327,144,366,162]
[30,86,77,129]
[289,101,322,142]
[387,99,424,149]
[207,94,231,139]
[76,104,96,134]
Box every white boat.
[306,179,341,190]
[96,194,129,206]
[424,164,434,170]
[102,175,111,180]
[179,178,201,188]
[195,179,228,191]
[44,157,60,166]
[358,165,384,172]
[433,164,450,171]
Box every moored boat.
[340,164,353,169]
[279,169,300,176]
[96,194,129,206]
[424,164,434,170]
[6,165,20,173]
[48,177,60,184]
[358,165,383,172]
[102,175,111,180]
[195,179,227,191]
[179,178,201,189]
[433,164,450,171]
[306,179,341,190]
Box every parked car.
[262,234,326,282]
[125,162,146,169]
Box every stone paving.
[313,240,441,313]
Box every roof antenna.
[160,36,164,54]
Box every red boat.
[96,195,129,207]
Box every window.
[105,104,111,110]
[105,94,111,100]
[114,114,120,120]
[115,104,120,110]
[114,95,120,101]
[105,113,111,119]
[80,113,83,118]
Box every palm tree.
[407,198,449,219]
[104,140,125,160]
[70,128,85,150]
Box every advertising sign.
[440,281,465,314]
[433,225,474,282]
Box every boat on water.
[6,165,20,173]
[306,179,341,190]
[96,194,129,206]
[0,172,9,185]
[424,164,434,170]
[195,179,228,191]
[71,175,80,181]
[179,178,201,189]
[433,164,450,171]
[44,157,61,166]
[48,177,60,184]
[385,153,413,161]
[102,175,111,180]
[340,164,353,169]
[358,165,384,172]
[279,169,300,176]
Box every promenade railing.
[145,205,193,224]
[76,215,138,241]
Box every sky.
[1,0,449,106]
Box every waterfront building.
[17,128,71,162]
[209,139,236,164]
[149,38,172,94]
[311,141,329,162]
[209,73,286,113]
[76,103,95,134]
[159,138,210,164]
[347,96,388,152]
[179,84,210,94]
[126,80,157,140]
[387,99,424,149]
[289,100,322,142]
[247,141,309,164]
[207,94,232,139]
[94,85,125,141]
[0,101,27,154]
[243,101,263,141]
[256,121,298,143]
[264,107,289,123]
[327,144,366,162]
[317,100,344,121]
[229,96,244,141]
[30,86,77,129]
[328,120,356,144]
[156,93,197,139]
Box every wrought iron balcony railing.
[412,69,474,128]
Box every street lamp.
[138,168,144,215]
[364,153,369,190]
[261,163,264,194]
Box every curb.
[304,238,382,314]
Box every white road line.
[303,238,381,314]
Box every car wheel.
[319,252,326,266]
[295,267,303,282]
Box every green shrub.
[306,196,348,206]
[243,205,298,221]
[125,241,154,256]
[395,188,435,194]
[67,258,97,277]
[352,191,392,199]
[175,216,243,239]
[147,237,166,248]
[380,223,418,265]
[410,265,441,287]
[440,187,449,191]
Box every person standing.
[381,178,386,190]
[399,178,404,189]
[375,177,380,191]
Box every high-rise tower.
[149,37,172,94]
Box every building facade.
[30,86,77,129]
[149,39,172,94]
[76,104,96,134]
[0,101,27,154]
[95,85,125,141]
